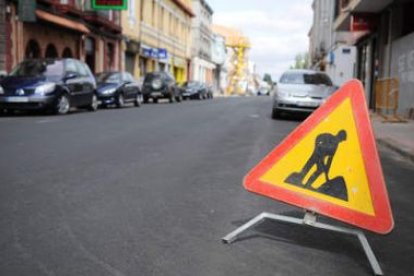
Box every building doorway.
[125,52,135,75]
[62,47,73,58]
[45,44,58,58]
[85,37,95,73]
[25,40,41,59]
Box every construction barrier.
[375,78,407,123]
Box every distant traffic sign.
[244,80,394,234]
[92,0,127,10]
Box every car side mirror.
[64,72,78,81]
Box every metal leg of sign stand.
[222,212,383,276]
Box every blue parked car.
[95,71,142,108]
[0,58,98,115]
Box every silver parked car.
[272,69,337,119]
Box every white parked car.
[272,69,337,119]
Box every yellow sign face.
[260,99,375,215]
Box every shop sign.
[141,47,168,60]
[351,13,377,32]
[92,0,128,10]
[19,0,36,22]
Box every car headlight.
[0,85,4,95]
[276,90,290,98]
[152,79,162,90]
[102,87,116,95]
[35,83,56,96]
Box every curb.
[377,137,414,163]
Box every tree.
[263,73,273,85]
[291,52,310,69]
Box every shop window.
[85,37,95,73]
[62,47,73,58]
[25,40,41,59]
[106,43,114,70]
[45,44,58,58]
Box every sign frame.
[244,80,394,234]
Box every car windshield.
[10,60,64,78]
[96,72,121,83]
[144,73,162,83]
[183,82,198,88]
[280,72,333,86]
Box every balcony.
[83,10,122,33]
[40,0,83,14]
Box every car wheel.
[88,94,99,112]
[271,108,281,119]
[134,93,142,107]
[55,94,70,115]
[116,93,125,108]
[169,94,175,103]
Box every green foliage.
[263,73,273,85]
[291,52,310,69]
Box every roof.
[283,69,328,74]
[172,0,195,17]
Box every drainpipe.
[387,5,393,78]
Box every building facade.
[334,0,414,117]
[121,0,142,78]
[3,0,122,74]
[309,0,357,87]
[211,32,226,94]
[190,0,214,84]
[137,0,194,83]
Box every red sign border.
[244,80,394,234]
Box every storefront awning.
[36,10,90,34]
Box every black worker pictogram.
[284,130,348,201]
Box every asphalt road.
[0,97,413,276]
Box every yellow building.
[121,0,142,78]
[121,0,194,82]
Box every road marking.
[36,119,59,124]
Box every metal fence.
[375,78,407,123]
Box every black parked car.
[96,71,142,108]
[180,81,208,100]
[0,58,97,114]
[142,72,181,103]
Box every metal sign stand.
[222,211,383,276]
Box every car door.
[64,59,83,107]
[121,73,134,100]
[75,60,95,105]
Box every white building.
[309,0,357,87]
[211,33,227,94]
[191,0,215,84]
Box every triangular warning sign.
[244,80,394,234]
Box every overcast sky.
[208,0,313,80]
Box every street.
[0,97,413,276]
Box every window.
[65,59,78,74]
[75,61,88,77]
[128,0,136,25]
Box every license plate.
[297,101,318,107]
[7,97,29,103]
[151,92,162,97]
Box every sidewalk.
[371,114,414,162]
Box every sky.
[208,0,313,80]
